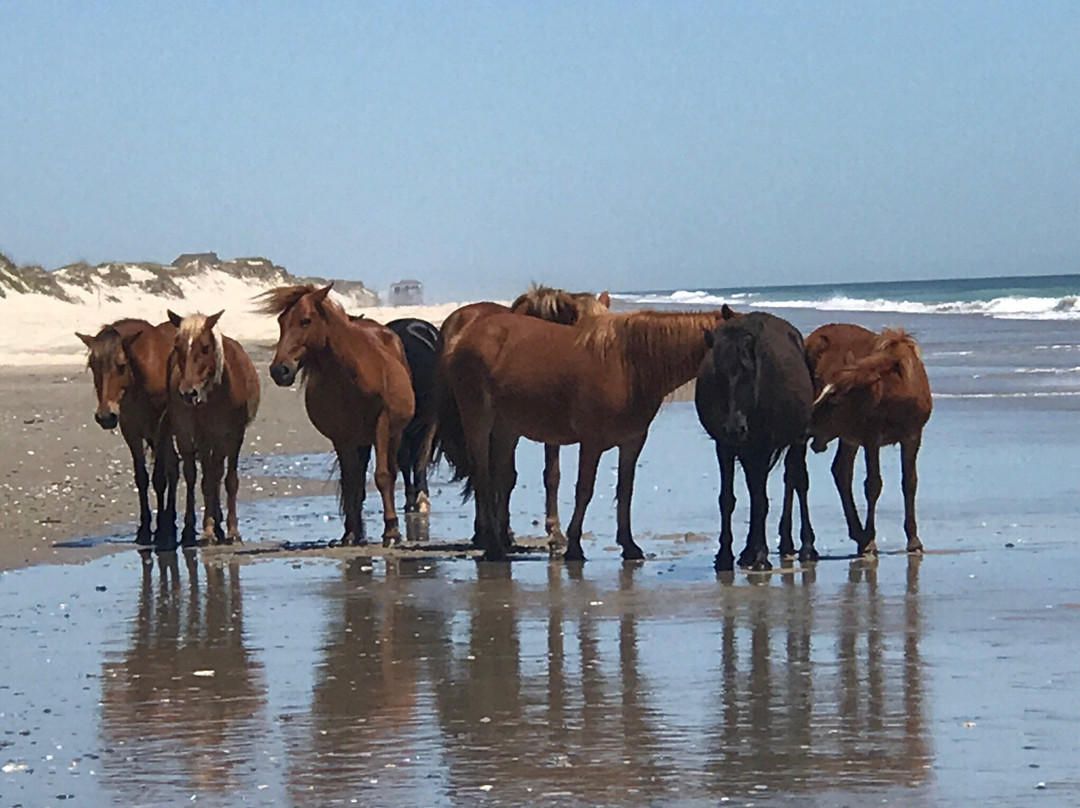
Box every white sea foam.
[613,290,1080,321]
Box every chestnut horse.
[509,285,611,539]
[430,287,611,542]
[259,284,415,545]
[790,323,932,555]
[440,307,735,561]
[167,310,261,546]
[695,312,816,571]
[77,319,179,549]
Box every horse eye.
[116,363,126,373]
[201,343,210,355]
[300,317,312,328]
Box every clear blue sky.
[2,2,1077,300]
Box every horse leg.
[398,439,417,514]
[714,444,737,571]
[543,444,563,540]
[178,440,199,548]
[460,401,499,557]
[615,432,648,561]
[779,447,797,559]
[152,434,179,551]
[901,433,924,553]
[336,442,366,545]
[122,424,153,546]
[563,442,603,562]
[415,419,436,515]
[860,445,882,555]
[788,441,817,563]
[831,441,864,549]
[223,442,242,543]
[201,449,226,543]
[374,414,403,546]
[490,429,519,554]
[738,451,772,571]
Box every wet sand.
[0,346,333,572]
[3,393,1080,805]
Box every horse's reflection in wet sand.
[99,554,266,800]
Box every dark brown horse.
[695,312,816,571]
[793,323,932,555]
[259,284,415,545]
[167,310,261,546]
[440,307,735,561]
[77,319,179,549]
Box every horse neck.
[314,314,385,389]
[619,311,722,402]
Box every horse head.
[169,310,225,406]
[77,326,142,429]
[703,320,761,444]
[258,284,335,387]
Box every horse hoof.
[859,540,878,557]
[714,553,735,572]
[621,546,645,561]
[564,547,586,563]
[135,528,153,547]
[751,559,773,572]
[799,548,820,564]
[907,539,925,553]
[416,495,430,515]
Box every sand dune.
[0,269,474,366]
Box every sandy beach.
[0,297,469,573]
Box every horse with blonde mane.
[439,306,737,561]
[167,310,261,546]
[790,323,932,555]
[258,284,415,545]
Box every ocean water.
[616,273,1080,402]
[616,273,1080,321]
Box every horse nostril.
[95,412,118,430]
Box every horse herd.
[77,284,931,571]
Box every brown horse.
[792,323,932,555]
[440,307,736,561]
[258,284,415,545]
[167,310,261,546]
[430,287,611,542]
[509,285,611,539]
[77,319,179,549]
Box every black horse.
[695,312,817,571]
[386,318,440,513]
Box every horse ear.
[167,310,183,327]
[721,303,738,320]
[205,310,225,331]
[597,290,611,308]
[312,284,334,305]
[121,331,143,351]
[703,328,714,349]
[76,332,94,348]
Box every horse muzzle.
[178,385,203,406]
[270,361,298,387]
[94,410,119,430]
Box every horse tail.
[430,353,474,501]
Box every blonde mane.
[577,309,726,402]
[511,283,610,324]
[178,313,225,388]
